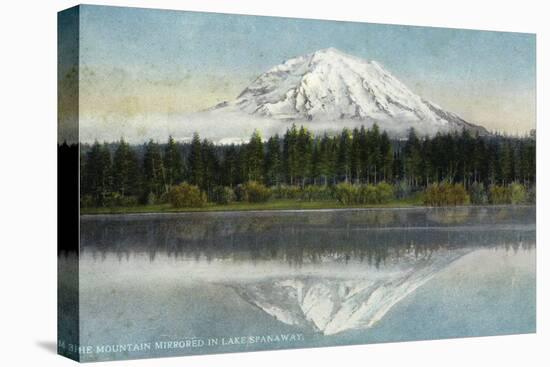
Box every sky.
[63,5,536,142]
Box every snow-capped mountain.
[211,48,488,137]
[227,248,472,335]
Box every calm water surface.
[63,206,535,361]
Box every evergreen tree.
[142,140,165,198]
[99,143,113,201]
[337,128,352,182]
[458,129,474,186]
[445,132,459,182]
[392,144,404,182]
[246,130,264,182]
[113,138,140,197]
[499,141,514,184]
[367,124,382,184]
[79,126,536,208]
[380,131,393,182]
[283,124,299,185]
[297,126,313,187]
[164,136,183,187]
[317,134,332,185]
[83,141,112,206]
[237,147,248,185]
[264,135,282,186]
[472,134,487,184]
[221,145,240,187]
[350,127,362,183]
[420,138,432,186]
[487,140,498,185]
[525,137,536,184]
[358,126,368,183]
[311,142,320,185]
[201,139,220,195]
[187,133,203,187]
[403,128,422,186]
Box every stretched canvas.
[58,4,536,362]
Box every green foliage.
[233,184,247,202]
[80,195,94,209]
[164,136,183,187]
[527,185,536,204]
[117,195,139,207]
[334,182,395,205]
[142,140,165,199]
[167,183,206,208]
[283,124,300,185]
[103,193,139,208]
[380,132,394,181]
[187,133,203,187]
[79,126,536,209]
[358,185,378,204]
[241,181,271,203]
[489,185,510,204]
[220,145,242,187]
[469,182,488,204]
[201,139,221,195]
[488,183,530,205]
[336,129,352,182]
[510,183,527,204]
[317,133,336,185]
[423,183,470,206]
[210,186,235,205]
[296,126,313,185]
[82,141,113,206]
[301,185,333,202]
[246,130,264,182]
[334,183,358,205]
[145,192,157,206]
[374,182,394,204]
[394,180,412,199]
[271,185,302,200]
[264,135,282,186]
[113,138,140,198]
[403,128,423,186]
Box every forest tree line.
[79,124,536,207]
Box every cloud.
[79,109,457,144]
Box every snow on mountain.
[211,48,488,137]
[227,248,472,335]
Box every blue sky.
[75,4,536,138]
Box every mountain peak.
[212,49,488,137]
[311,47,348,57]
[309,48,384,69]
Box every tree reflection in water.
[78,207,535,267]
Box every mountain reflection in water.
[74,207,535,337]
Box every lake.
[63,206,535,361]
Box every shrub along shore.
[80,180,534,215]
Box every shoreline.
[79,201,535,217]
